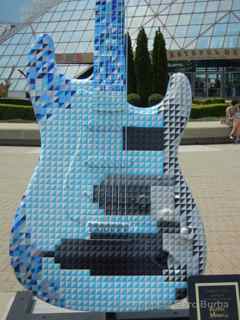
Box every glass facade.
[169,60,240,98]
[0,0,240,96]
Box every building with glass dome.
[0,0,240,98]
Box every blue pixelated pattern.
[10,0,206,312]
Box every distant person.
[224,100,239,127]
[229,101,240,143]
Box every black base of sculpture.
[6,292,190,320]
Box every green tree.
[135,27,152,106]
[152,28,168,95]
[127,33,137,94]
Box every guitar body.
[10,0,206,312]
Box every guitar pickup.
[87,222,129,234]
[123,127,164,151]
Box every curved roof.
[0,0,240,92]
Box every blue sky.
[0,0,31,24]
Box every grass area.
[0,98,227,122]
[192,98,225,105]
[0,103,35,121]
[189,117,222,122]
[192,103,226,109]
[0,98,31,106]
[191,103,226,119]
[0,104,31,108]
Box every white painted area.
[179,145,220,152]
[26,148,40,154]
[33,298,79,314]
[1,295,15,320]
[0,146,39,154]
[8,91,26,98]
[33,296,188,314]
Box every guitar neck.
[93,0,126,92]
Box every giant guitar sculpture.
[10,0,207,312]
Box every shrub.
[0,100,227,121]
[127,93,141,107]
[0,105,35,121]
[191,103,226,119]
[0,98,32,106]
[127,33,137,94]
[148,93,163,106]
[193,98,225,105]
[152,28,168,96]
[135,27,152,106]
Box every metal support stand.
[6,292,190,320]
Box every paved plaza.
[0,144,240,317]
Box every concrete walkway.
[0,121,231,146]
